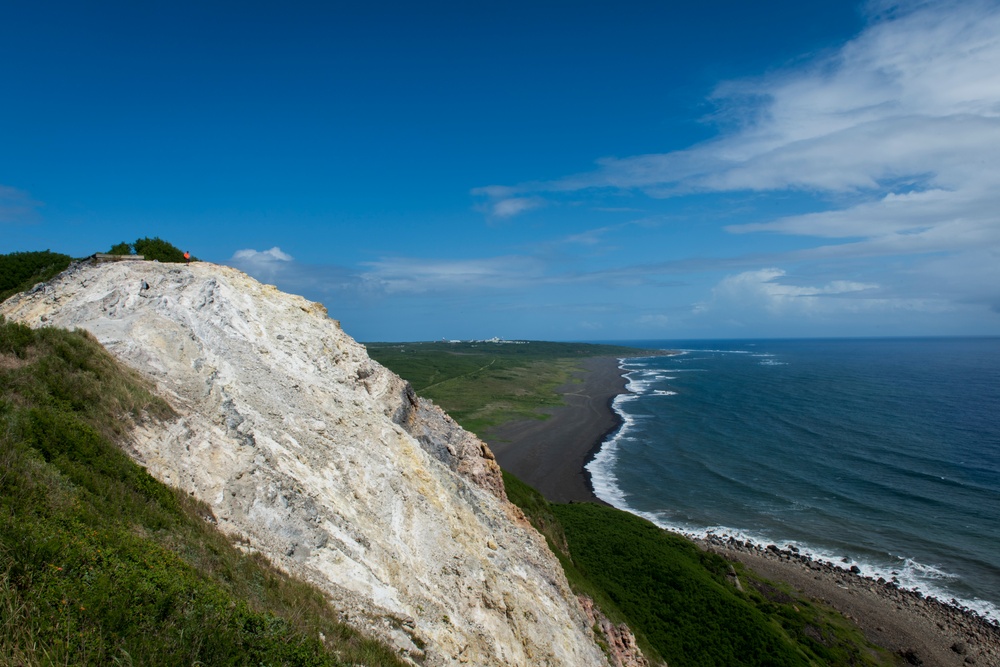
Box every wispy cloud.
[232,246,293,264]
[469,0,1000,330]
[358,255,547,294]
[477,0,1000,244]
[689,268,955,332]
[229,248,550,298]
[490,196,546,219]
[0,185,43,224]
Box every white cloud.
[686,265,993,336]
[471,1,1000,329]
[719,268,875,304]
[696,268,941,320]
[226,247,370,307]
[489,196,545,218]
[229,246,294,281]
[478,0,1000,238]
[226,247,638,301]
[470,185,516,199]
[231,246,293,263]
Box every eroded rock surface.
[1,260,608,667]
[579,595,659,667]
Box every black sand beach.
[484,355,1000,667]
[484,356,626,503]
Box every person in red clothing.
[184,251,191,263]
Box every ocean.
[587,337,1000,622]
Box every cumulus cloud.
[691,268,965,331]
[227,247,362,297]
[229,247,294,280]
[708,269,880,313]
[231,246,293,263]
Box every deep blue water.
[587,338,1000,621]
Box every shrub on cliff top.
[108,236,192,263]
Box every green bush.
[107,237,191,263]
[553,503,809,667]
[499,470,893,667]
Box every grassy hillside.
[505,472,895,667]
[365,340,655,433]
[378,344,899,667]
[0,317,405,666]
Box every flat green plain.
[365,340,649,434]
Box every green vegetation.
[555,503,895,667]
[108,237,192,263]
[502,472,666,664]
[366,340,652,433]
[505,473,895,667]
[0,251,73,302]
[0,318,406,666]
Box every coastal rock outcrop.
[1,260,609,667]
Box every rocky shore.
[703,536,1000,667]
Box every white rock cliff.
[1,260,609,667]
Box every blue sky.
[3,1,1000,341]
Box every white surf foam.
[591,491,1000,624]
[587,357,1000,625]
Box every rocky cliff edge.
[1,260,609,667]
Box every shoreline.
[484,355,631,503]
[580,382,629,502]
[485,353,1000,666]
